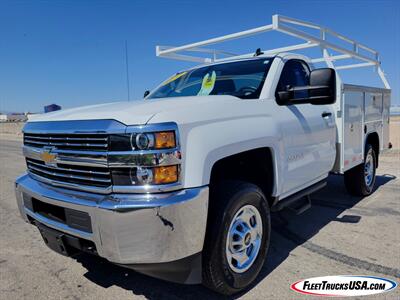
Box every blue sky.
[0,0,399,113]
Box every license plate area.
[23,194,93,233]
[36,222,72,256]
[32,220,97,256]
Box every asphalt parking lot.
[0,137,399,299]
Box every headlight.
[109,123,181,189]
[134,167,154,185]
[130,165,178,185]
[135,133,155,150]
[112,165,180,186]
[110,131,176,151]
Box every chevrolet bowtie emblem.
[40,147,57,166]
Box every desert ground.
[0,118,399,299]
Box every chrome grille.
[24,133,108,151]
[22,120,181,194]
[26,158,111,188]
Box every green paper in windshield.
[197,71,216,96]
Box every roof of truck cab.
[181,52,312,73]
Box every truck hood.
[28,96,244,125]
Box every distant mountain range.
[391,106,400,115]
[0,111,39,115]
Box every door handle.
[322,112,332,118]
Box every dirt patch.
[0,122,25,141]
[0,122,25,135]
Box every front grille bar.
[27,164,112,184]
[23,145,108,168]
[26,159,110,176]
[24,135,107,141]
[24,133,108,151]
[28,172,112,194]
[24,139,108,148]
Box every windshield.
[148,58,272,100]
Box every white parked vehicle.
[15,15,391,295]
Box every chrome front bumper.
[15,174,209,265]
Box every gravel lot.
[0,137,399,299]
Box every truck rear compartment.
[333,84,390,173]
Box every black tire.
[344,144,376,196]
[202,180,271,295]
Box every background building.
[0,113,27,122]
[44,104,61,113]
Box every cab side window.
[275,60,310,101]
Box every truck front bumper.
[15,174,209,283]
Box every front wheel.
[344,144,376,196]
[202,181,271,295]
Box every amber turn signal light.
[154,131,176,149]
[154,165,178,184]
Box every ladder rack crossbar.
[156,14,389,89]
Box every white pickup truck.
[15,16,391,295]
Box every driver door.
[276,59,336,196]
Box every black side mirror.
[143,90,150,98]
[309,68,336,105]
[277,68,336,105]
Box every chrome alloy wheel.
[364,150,374,187]
[225,205,263,273]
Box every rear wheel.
[202,181,270,295]
[344,144,376,196]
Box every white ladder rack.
[156,15,390,89]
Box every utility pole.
[125,40,131,101]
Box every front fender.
[179,116,281,194]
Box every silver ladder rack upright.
[156,15,390,89]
